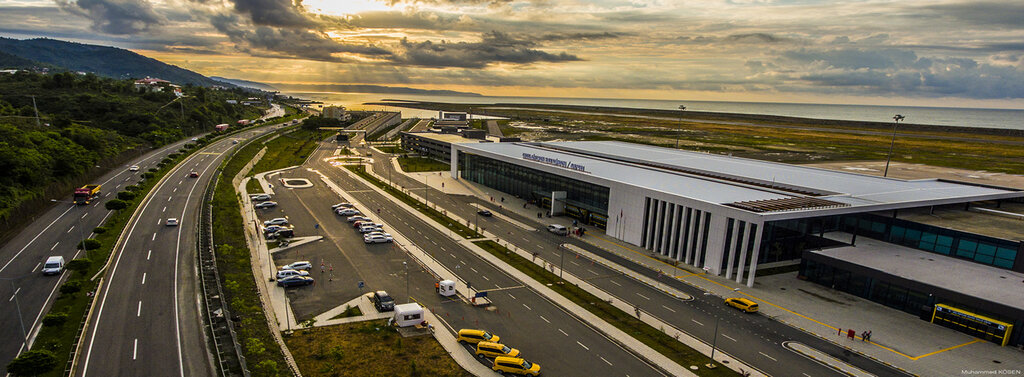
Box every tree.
[92,226,108,234]
[66,258,91,274]
[117,191,136,201]
[42,312,68,328]
[6,349,58,376]
[78,239,101,250]
[105,199,128,210]
[59,280,81,294]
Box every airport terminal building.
[446,140,1024,346]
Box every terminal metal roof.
[453,141,1022,217]
[811,236,1024,312]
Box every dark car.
[372,290,395,312]
[267,228,294,240]
[277,276,314,288]
[254,201,277,209]
[478,209,493,217]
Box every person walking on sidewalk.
[861,331,868,341]
[866,330,872,342]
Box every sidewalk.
[401,163,1024,376]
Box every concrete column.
[661,204,676,256]
[644,199,658,250]
[725,219,742,279]
[703,215,729,275]
[735,222,750,284]
[449,147,459,178]
[668,205,681,259]
[745,223,765,287]
[684,210,697,265]
[654,200,666,253]
[693,212,707,267]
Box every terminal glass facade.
[459,152,610,219]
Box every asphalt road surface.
[286,143,670,376]
[75,125,283,377]
[0,136,201,373]
[366,144,910,377]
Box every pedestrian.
[866,330,872,342]
[861,331,867,341]
[500,197,504,202]
[838,328,842,336]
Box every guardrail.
[198,173,250,377]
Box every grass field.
[377,146,407,154]
[397,156,449,172]
[473,240,738,377]
[250,128,333,175]
[285,320,472,377]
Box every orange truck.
[73,184,101,205]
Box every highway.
[0,136,199,373]
[75,124,283,377]
[365,145,910,377]
[266,141,670,376]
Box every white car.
[331,202,355,210]
[358,224,383,233]
[254,201,277,209]
[279,261,312,271]
[264,218,289,226]
[166,218,179,226]
[347,216,371,223]
[337,208,360,216]
[363,233,393,244]
[191,137,198,141]
[276,269,310,279]
[129,165,140,171]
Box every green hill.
[0,37,224,86]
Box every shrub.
[117,191,136,201]
[59,280,82,294]
[105,199,128,210]
[141,172,155,179]
[125,185,141,192]
[168,152,180,159]
[6,349,58,376]
[92,226,108,234]
[78,239,101,250]
[147,167,158,173]
[66,258,91,273]
[162,157,173,165]
[42,312,68,328]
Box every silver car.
[264,218,289,226]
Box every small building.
[323,105,350,121]
[134,77,171,92]
[226,100,238,105]
[392,303,424,327]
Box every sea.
[284,91,1024,131]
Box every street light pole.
[708,316,720,369]
[403,261,409,303]
[883,114,905,177]
[559,245,565,280]
[5,279,27,343]
[675,105,686,149]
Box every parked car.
[353,221,382,229]
[263,224,287,234]
[264,218,289,226]
[457,329,500,345]
[254,201,277,209]
[266,229,294,240]
[359,224,383,233]
[129,165,140,172]
[363,233,393,244]
[331,202,355,210]
[476,341,520,359]
[492,357,540,376]
[477,209,493,217]
[189,171,199,178]
[166,218,179,226]
[279,261,312,271]
[725,297,759,313]
[277,275,314,287]
[276,269,310,280]
[191,137,198,141]
[337,208,360,216]
[547,224,568,235]
[371,291,395,312]
[251,194,271,201]
[347,216,371,223]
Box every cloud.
[918,2,1024,29]
[389,32,581,68]
[226,0,313,28]
[56,0,165,34]
[209,13,390,62]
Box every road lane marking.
[610,280,622,286]
[722,334,736,342]
[137,301,142,317]
[577,341,589,351]
[587,269,598,275]
[162,206,166,213]
[9,288,20,302]
[692,319,704,326]
[173,187,177,193]
[600,356,612,366]
[67,226,74,233]
[167,196,172,202]
[152,233,157,241]
[759,352,777,361]
[507,293,517,300]
[0,204,74,274]
[51,242,59,251]
[470,267,478,273]
[636,293,650,300]
[133,338,138,360]
[33,262,40,272]
[539,315,550,323]
[482,275,490,281]
[142,273,146,285]
[158,218,162,225]
[81,213,88,219]
[559,329,568,336]
[449,253,456,259]
[147,250,151,260]
[661,305,676,313]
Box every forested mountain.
[0,37,224,86]
[0,71,262,225]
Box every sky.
[1,0,1023,108]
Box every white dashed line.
[151,233,156,241]
[508,293,517,300]
[722,334,736,342]
[569,260,579,266]
[142,273,147,285]
[558,329,568,336]
[449,253,456,259]
[522,303,531,310]
[162,206,166,213]
[51,242,59,251]
[759,352,777,361]
[539,315,550,323]
[9,288,21,302]
[470,267,478,273]
[576,341,589,351]
[167,196,172,202]
[67,226,74,233]
[137,301,142,317]
[587,269,598,275]
[661,305,676,313]
[482,275,490,281]
[692,319,704,326]
[636,293,650,300]
[600,356,612,366]
[133,339,138,360]
[147,250,151,260]
[173,187,177,193]
[81,213,88,219]
[610,280,622,286]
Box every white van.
[42,256,65,275]
[547,224,568,236]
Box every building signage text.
[522,153,587,173]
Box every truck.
[73,184,101,205]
